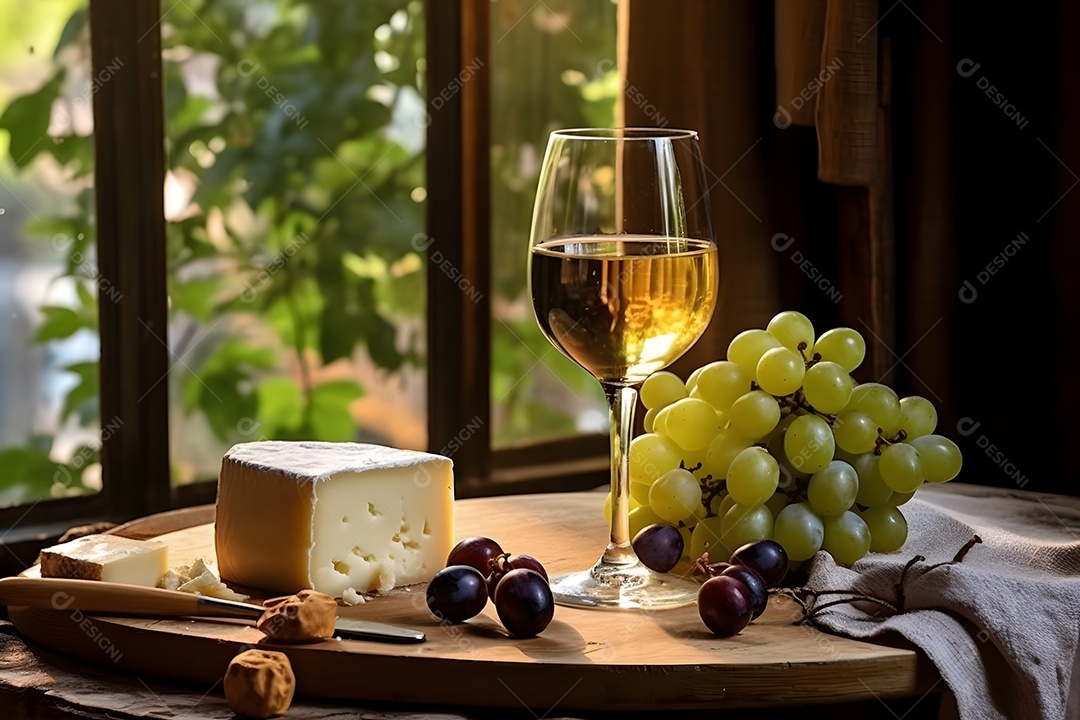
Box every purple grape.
[697,576,752,637]
[493,569,554,638]
[506,554,548,581]
[720,564,768,620]
[632,524,683,573]
[487,553,549,600]
[426,565,488,623]
[446,537,504,575]
[730,539,789,587]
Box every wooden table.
[4,482,1076,719]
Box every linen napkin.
[800,485,1080,720]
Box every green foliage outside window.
[0,0,617,504]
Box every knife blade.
[0,576,426,644]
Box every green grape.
[832,410,879,454]
[910,434,963,482]
[715,491,738,520]
[629,433,683,485]
[807,460,859,517]
[813,327,866,372]
[879,443,924,493]
[858,506,908,553]
[728,329,781,379]
[847,383,902,438]
[764,412,797,444]
[833,446,862,465]
[726,447,780,507]
[728,390,781,440]
[721,503,774,551]
[802,361,854,414]
[773,502,825,561]
[630,480,651,505]
[767,427,806,490]
[643,407,658,434]
[888,489,916,506]
[678,523,694,560]
[784,414,834,474]
[706,491,725,516]
[690,498,709,523]
[641,371,689,410]
[663,398,722,452]
[603,492,613,524]
[853,453,893,506]
[629,504,666,539]
[765,491,790,519]
[693,361,751,413]
[685,365,705,394]
[822,511,871,566]
[756,347,806,396]
[766,310,815,353]
[898,396,937,440]
[653,404,673,436]
[649,468,702,523]
[690,516,726,562]
[681,445,709,476]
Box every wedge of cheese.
[40,534,168,587]
[215,441,454,596]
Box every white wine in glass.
[527,128,719,609]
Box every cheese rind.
[215,441,454,596]
[40,535,168,587]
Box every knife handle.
[0,576,204,616]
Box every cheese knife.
[0,576,425,643]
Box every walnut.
[257,589,337,642]
[224,649,295,719]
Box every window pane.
[490,0,615,446]
[161,0,427,483]
[0,2,102,507]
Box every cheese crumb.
[341,587,366,606]
[160,557,249,601]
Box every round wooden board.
[9,492,935,711]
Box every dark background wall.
[624,1,1078,497]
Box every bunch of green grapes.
[608,310,963,569]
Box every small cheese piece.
[177,569,250,602]
[40,534,168,587]
[159,557,249,601]
[341,587,366,606]
[159,568,185,592]
[215,441,454,596]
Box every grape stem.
[699,476,725,517]
[691,554,730,578]
[784,475,810,503]
[777,388,820,418]
[796,341,823,369]
[873,428,909,455]
[487,553,512,589]
[786,535,983,623]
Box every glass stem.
[600,381,639,568]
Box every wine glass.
[527,128,719,609]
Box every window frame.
[426,0,608,497]
[0,0,607,545]
[0,0,169,538]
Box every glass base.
[550,557,700,610]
